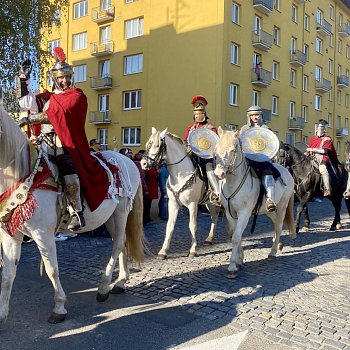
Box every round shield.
[188,128,219,159]
[240,127,279,162]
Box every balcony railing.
[316,18,332,36]
[337,75,349,88]
[289,50,307,67]
[90,75,113,90]
[91,5,115,23]
[89,111,111,124]
[262,108,272,123]
[338,23,350,37]
[336,127,349,138]
[90,41,114,56]
[253,0,273,15]
[288,117,305,130]
[252,30,273,51]
[315,78,331,93]
[251,67,272,87]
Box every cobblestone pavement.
[20,201,350,350]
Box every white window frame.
[97,128,108,150]
[338,39,343,53]
[316,37,323,53]
[98,94,110,112]
[252,90,260,106]
[272,61,279,80]
[125,17,144,39]
[303,44,309,61]
[123,90,142,110]
[303,75,309,92]
[124,54,143,75]
[123,127,141,146]
[99,60,110,78]
[73,32,87,51]
[315,95,322,111]
[100,26,111,44]
[315,66,322,81]
[230,42,239,65]
[328,59,333,74]
[73,0,88,19]
[302,105,308,122]
[101,0,112,11]
[337,90,341,105]
[273,0,280,11]
[48,39,60,54]
[229,83,238,106]
[292,5,297,23]
[345,93,349,108]
[328,113,332,127]
[304,14,310,30]
[290,101,296,118]
[272,96,278,115]
[74,64,87,82]
[346,45,350,59]
[273,26,280,45]
[232,2,240,24]
[125,0,134,3]
[290,69,296,87]
[329,5,334,20]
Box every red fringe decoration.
[53,47,66,62]
[94,152,122,189]
[4,194,38,236]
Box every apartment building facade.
[44,0,350,157]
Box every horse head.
[214,126,242,179]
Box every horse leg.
[330,196,342,231]
[110,249,128,295]
[158,198,180,259]
[0,231,22,324]
[97,207,128,302]
[302,204,311,231]
[268,212,285,260]
[187,202,199,257]
[203,204,219,245]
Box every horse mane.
[166,132,185,146]
[0,107,30,191]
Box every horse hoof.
[300,227,309,232]
[329,226,336,232]
[48,312,66,324]
[110,285,125,294]
[96,292,109,302]
[227,271,237,279]
[188,252,198,258]
[203,240,213,246]
[267,255,276,261]
[277,243,283,252]
[336,224,342,230]
[157,254,167,260]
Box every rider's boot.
[207,168,221,207]
[64,174,86,230]
[319,164,331,197]
[262,175,277,212]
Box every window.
[286,133,295,146]
[292,5,297,23]
[304,14,310,30]
[48,39,60,54]
[315,66,322,81]
[272,61,279,80]
[345,94,349,108]
[273,0,280,11]
[328,59,333,74]
[329,5,334,20]
[303,75,309,92]
[125,0,134,3]
[229,83,238,105]
[302,105,308,122]
[123,90,142,110]
[252,90,260,106]
[272,96,278,115]
[73,32,87,51]
[73,0,88,19]
[337,64,342,76]
[315,95,322,110]
[338,39,343,53]
[302,135,308,144]
[123,127,141,146]
[328,112,332,127]
[124,54,143,74]
[101,0,112,10]
[337,90,341,105]
[99,60,110,77]
[99,94,109,112]
[328,87,333,102]
[74,65,86,82]
[232,2,240,24]
[347,69,350,78]
[125,17,144,39]
[346,45,350,59]
[303,44,309,61]
[316,38,323,53]
[98,128,108,150]
[289,101,296,117]
[336,141,340,154]
[290,69,296,87]
[316,9,323,25]
[336,116,341,131]
[100,26,111,44]
[291,37,296,53]
[273,26,280,45]
[329,33,333,48]
[230,42,239,65]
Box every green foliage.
[0,0,68,89]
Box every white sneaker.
[55,233,68,241]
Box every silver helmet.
[51,47,74,91]
[316,119,327,137]
[247,105,263,127]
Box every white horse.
[214,127,296,278]
[141,127,219,259]
[0,107,144,324]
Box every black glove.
[18,117,28,128]
[19,59,32,79]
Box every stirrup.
[209,192,221,207]
[68,211,85,230]
[266,198,277,212]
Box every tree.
[0,0,68,89]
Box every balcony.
[315,78,331,93]
[252,30,273,51]
[251,67,272,87]
[91,5,115,24]
[289,50,306,67]
[262,108,271,123]
[90,41,114,57]
[288,117,305,130]
[90,75,113,90]
[338,23,350,37]
[253,0,273,15]
[316,18,332,36]
[337,75,349,88]
[89,111,111,124]
[336,127,349,138]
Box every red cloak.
[46,88,109,211]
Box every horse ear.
[160,128,167,139]
[218,126,224,137]
[151,127,157,134]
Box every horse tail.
[284,193,296,239]
[125,182,146,265]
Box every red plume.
[191,95,208,106]
[53,47,66,62]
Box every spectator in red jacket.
[143,166,159,224]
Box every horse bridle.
[215,138,244,175]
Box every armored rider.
[241,105,277,212]
[184,95,220,205]
[305,119,339,197]
[18,47,109,230]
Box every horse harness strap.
[221,165,251,219]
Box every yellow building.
[44,0,350,158]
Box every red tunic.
[46,88,109,211]
[183,121,217,141]
[308,134,338,164]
